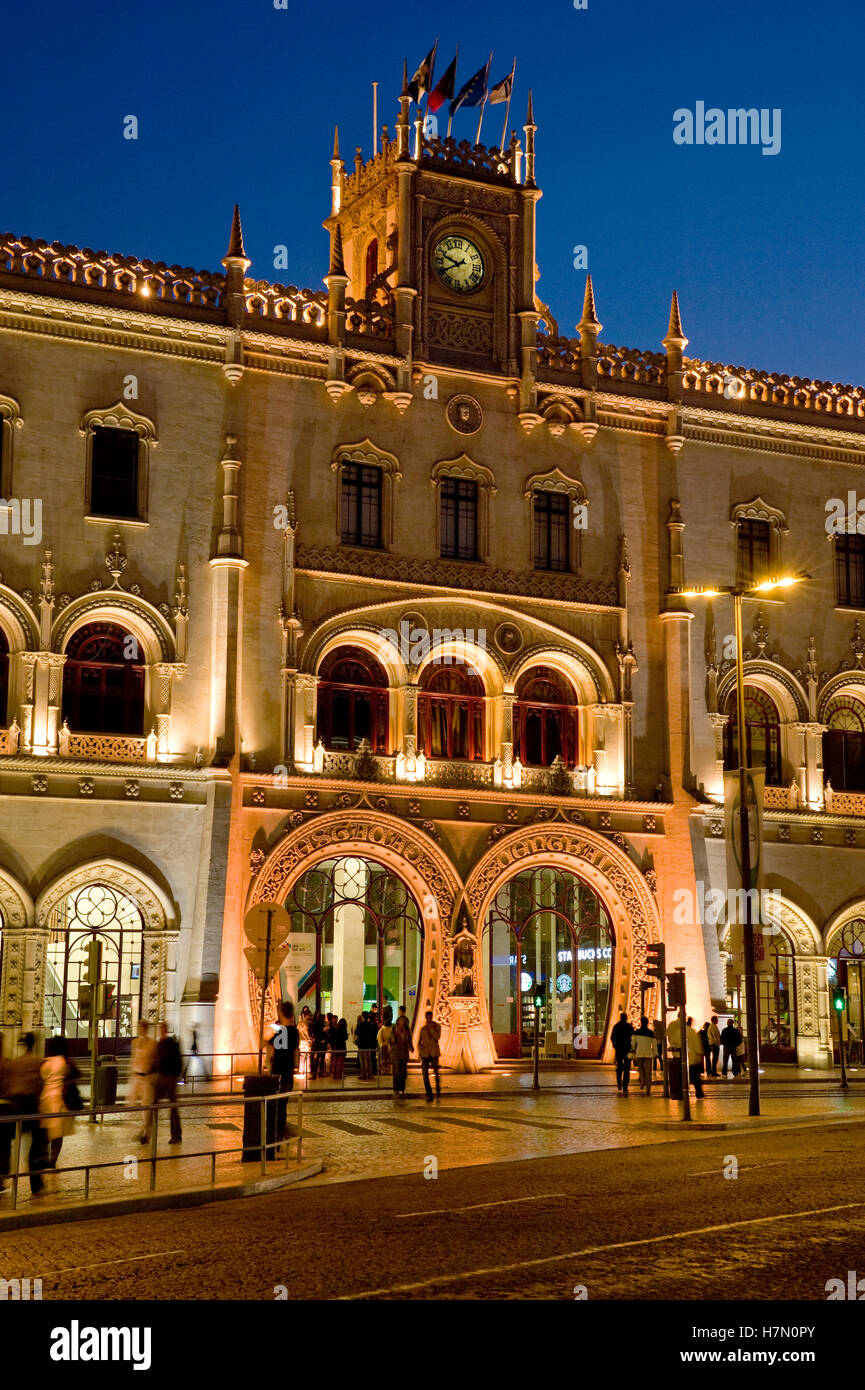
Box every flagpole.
[446,44,459,139]
[475,53,493,146]
[500,59,516,150]
[424,38,438,129]
[372,81,378,155]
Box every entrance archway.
[43,883,144,1055]
[247,810,463,1050]
[283,856,424,1025]
[464,820,662,1062]
[482,867,614,1058]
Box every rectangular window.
[836,535,865,608]
[90,427,140,519]
[534,491,569,571]
[440,477,478,560]
[737,519,771,586]
[341,463,382,548]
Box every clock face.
[432,234,485,294]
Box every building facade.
[1,81,863,1069]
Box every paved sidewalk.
[4,1064,864,1223]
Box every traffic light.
[665,971,685,1009]
[533,982,546,1009]
[833,986,846,1013]
[645,942,666,981]
[96,982,116,1019]
[78,985,92,1022]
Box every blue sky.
[3,0,863,382]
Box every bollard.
[11,1116,22,1211]
[296,1092,303,1162]
[149,1103,158,1191]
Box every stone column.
[45,654,66,755]
[499,693,515,780]
[0,926,49,1043]
[141,932,168,1025]
[153,662,185,761]
[708,712,729,799]
[18,652,38,754]
[294,674,319,769]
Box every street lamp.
[675,572,810,1117]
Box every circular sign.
[520,971,533,994]
[243,901,291,949]
[446,393,483,435]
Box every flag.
[409,43,436,103]
[428,52,457,113]
[488,65,514,105]
[449,56,491,117]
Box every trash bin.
[241,1073,280,1163]
[667,1053,683,1100]
[94,1062,118,1106]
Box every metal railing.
[179,1049,400,1093]
[0,1090,303,1212]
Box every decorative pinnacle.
[329,223,346,277]
[525,88,535,127]
[225,204,246,261]
[332,125,340,160]
[578,273,602,334]
[663,290,688,350]
[401,59,409,98]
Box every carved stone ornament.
[446,394,483,435]
[494,622,523,655]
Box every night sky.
[3,0,863,383]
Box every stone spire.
[523,90,536,187]
[328,222,345,277]
[223,205,250,269]
[397,59,411,158]
[578,273,602,335]
[663,290,688,351]
[330,128,344,215]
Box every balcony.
[763,784,865,817]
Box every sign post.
[243,902,291,1072]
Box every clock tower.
[325,69,540,398]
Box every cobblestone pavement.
[3,1068,865,1212]
[2,1117,865,1302]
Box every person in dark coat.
[698,1021,711,1076]
[143,1023,183,1143]
[309,1010,327,1079]
[391,1007,413,1097]
[2,1033,47,1193]
[610,1012,634,1094]
[330,1016,348,1081]
[720,1018,742,1077]
[270,1002,299,1141]
[355,1012,375,1079]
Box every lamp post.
[676,573,809,1119]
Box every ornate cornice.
[295,545,619,609]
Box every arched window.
[317,647,389,753]
[282,856,423,1028]
[823,696,865,792]
[364,239,378,293]
[514,667,579,767]
[417,661,485,761]
[724,687,782,785]
[726,926,796,1063]
[62,622,145,736]
[482,868,614,1059]
[0,627,9,726]
[830,918,865,1064]
[43,883,144,1056]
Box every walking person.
[39,1037,77,1189]
[392,1006,413,1098]
[142,1023,183,1144]
[377,1008,394,1077]
[4,1033,47,1195]
[418,1010,442,1101]
[330,1016,348,1081]
[369,1004,381,1075]
[355,1012,375,1080]
[707,1016,722,1076]
[309,1009,327,1080]
[128,1020,157,1138]
[698,1021,711,1076]
[611,1011,634,1094]
[686,1019,705,1098]
[631,1016,656,1095]
[269,1001,299,1143]
[652,1017,665,1073]
[720,1017,742,1077]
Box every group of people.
[268,1002,443,1101]
[0,1032,80,1196]
[611,1012,748,1097]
